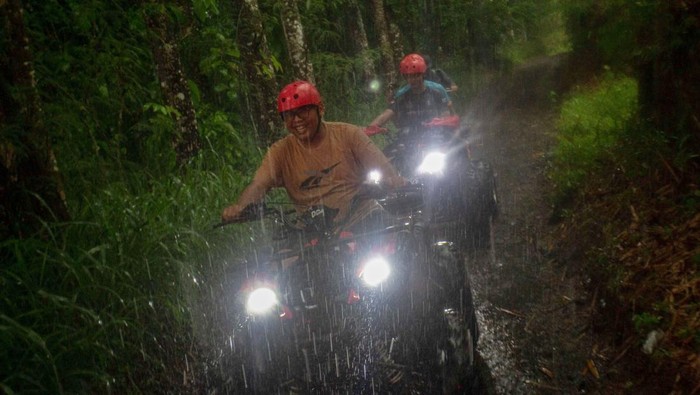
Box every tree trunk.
[369,0,397,100]
[385,7,404,69]
[145,3,202,167]
[0,0,70,239]
[347,0,374,83]
[637,2,700,153]
[427,0,440,52]
[465,0,498,68]
[236,0,280,147]
[280,0,314,83]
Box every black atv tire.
[427,240,480,393]
[461,160,498,250]
[440,309,480,393]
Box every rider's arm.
[436,69,458,92]
[425,80,454,116]
[221,180,270,222]
[368,109,395,127]
[221,148,281,222]
[353,127,405,188]
[437,86,454,116]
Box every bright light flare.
[417,151,447,175]
[368,79,381,93]
[246,287,278,314]
[359,256,391,287]
[367,169,382,184]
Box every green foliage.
[311,51,386,123]
[562,0,700,155]
[298,1,346,53]
[499,2,571,65]
[387,0,569,69]
[1,1,263,391]
[563,0,645,62]
[561,0,699,70]
[27,0,165,188]
[633,312,662,335]
[191,0,220,21]
[0,159,256,393]
[549,73,638,201]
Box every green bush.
[0,155,256,393]
[549,73,638,201]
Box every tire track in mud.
[462,55,601,394]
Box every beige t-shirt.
[252,121,401,224]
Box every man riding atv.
[221,80,405,231]
[366,53,454,135]
[364,54,498,250]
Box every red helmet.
[399,54,427,75]
[277,81,322,113]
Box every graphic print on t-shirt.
[300,162,341,190]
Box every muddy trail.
[462,55,604,394]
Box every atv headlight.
[359,256,391,287]
[366,169,382,184]
[417,151,447,175]
[246,287,278,314]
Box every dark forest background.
[1,0,698,393]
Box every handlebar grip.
[212,220,236,229]
[215,202,269,228]
[364,125,387,136]
[422,115,460,128]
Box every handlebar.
[422,115,460,128]
[215,182,424,231]
[365,116,460,137]
[213,202,279,229]
[364,125,388,136]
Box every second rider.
[366,53,453,135]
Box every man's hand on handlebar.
[364,125,387,136]
[221,203,247,223]
[217,202,267,228]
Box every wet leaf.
[539,366,555,379]
[586,359,600,379]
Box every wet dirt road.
[462,55,600,394]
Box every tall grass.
[549,72,638,202]
[0,147,260,393]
